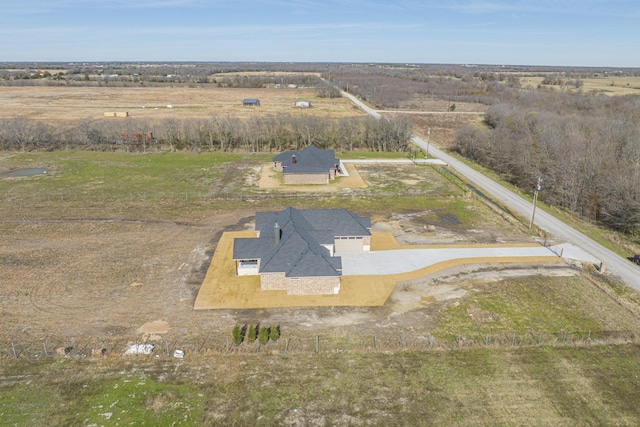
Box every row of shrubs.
[232,323,280,346]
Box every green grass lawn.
[433,274,640,340]
[0,151,249,199]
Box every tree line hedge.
[0,114,412,153]
[454,91,640,235]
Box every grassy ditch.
[432,146,640,258]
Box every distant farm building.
[273,145,342,185]
[295,100,312,108]
[242,98,260,106]
[103,112,129,118]
[120,132,155,143]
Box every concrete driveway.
[338,246,559,276]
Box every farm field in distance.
[0,85,363,123]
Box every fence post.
[11,342,17,358]
[373,336,377,349]
[484,334,489,346]
[43,342,48,358]
[165,340,169,356]
[285,338,289,353]
[315,336,319,353]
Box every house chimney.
[291,154,297,164]
[274,221,281,245]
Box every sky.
[1,0,638,67]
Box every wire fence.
[1,330,637,360]
[1,189,441,205]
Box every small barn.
[295,100,312,108]
[103,111,129,118]
[242,98,260,106]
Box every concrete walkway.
[338,246,559,276]
[342,158,448,165]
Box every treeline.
[329,70,515,109]
[453,92,640,234]
[0,114,412,153]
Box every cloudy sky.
[1,0,638,66]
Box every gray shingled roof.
[233,207,370,278]
[272,146,339,175]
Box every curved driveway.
[343,90,639,289]
[339,246,557,276]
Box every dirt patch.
[258,162,367,192]
[138,320,170,341]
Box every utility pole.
[426,128,431,157]
[529,177,542,229]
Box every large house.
[273,145,342,185]
[233,207,371,295]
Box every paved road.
[343,91,639,289]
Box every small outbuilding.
[242,98,261,106]
[295,100,312,108]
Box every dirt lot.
[0,86,363,123]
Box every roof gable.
[273,146,339,175]
[233,207,369,278]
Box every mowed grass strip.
[2,345,640,426]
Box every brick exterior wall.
[260,272,340,295]
[283,173,329,185]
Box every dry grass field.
[0,86,363,124]
[520,75,640,95]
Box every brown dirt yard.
[258,162,368,192]
[0,86,363,124]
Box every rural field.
[0,85,363,124]
[2,83,640,425]
[519,74,640,94]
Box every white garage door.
[335,236,363,252]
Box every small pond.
[3,168,50,177]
